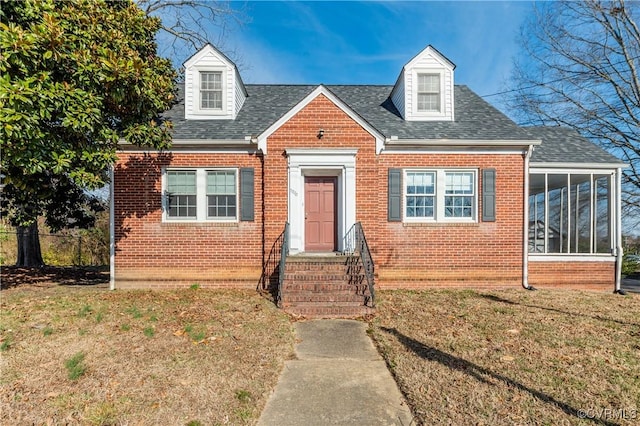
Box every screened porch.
[528,170,619,256]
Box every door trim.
[286,149,357,254]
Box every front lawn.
[0,284,294,425]
[370,289,640,425]
[3,277,638,425]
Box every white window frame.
[165,170,198,220]
[206,169,237,220]
[192,67,227,116]
[403,169,477,223]
[412,69,446,118]
[405,171,437,220]
[199,71,223,111]
[162,167,238,223]
[416,73,441,113]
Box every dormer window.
[200,71,223,110]
[417,74,440,112]
[183,44,247,120]
[390,45,455,121]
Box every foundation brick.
[528,261,615,291]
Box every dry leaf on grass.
[371,289,640,426]
[0,285,295,425]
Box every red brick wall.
[120,94,613,290]
[114,152,263,288]
[262,94,380,261]
[528,261,615,291]
[376,154,525,288]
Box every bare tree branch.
[507,0,640,216]
[136,0,247,69]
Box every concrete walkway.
[257,320,413,426]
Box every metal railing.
[343,222,375,307]
[259,222,289,305]
[277,222,290,307]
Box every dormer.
[390,45,456,122]
[183,44,247,120]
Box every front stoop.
[280,255,375,319]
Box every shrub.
[622,256,639,276]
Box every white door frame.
[286,148,357,254]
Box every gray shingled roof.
[166,84,536,140]
[165,83,623,165]
[164,84,316,139]
[527,126,624,165]
[329,85,534,140]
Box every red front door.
[305,176,337,252]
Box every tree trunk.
[16,223,45,267]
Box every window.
[207,171,236,219]
[528,171,613,254]
[406,171,435,218]
[417,73,440,112]
[200,71,222,110]
[404,169,476,222]
[166,171,197,219]
[445,172,474,218]
[164,168,241,222]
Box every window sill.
[528,254,615,262]
[162,220,239,227]
[192,109,227,115]
[402,221,479,227]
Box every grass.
[77,304,92,317]
[4,268,637,425]
[370,289,640,425]
[64,352,87,380]
[125,305,143,319]
[0,284,294,425]
[1,337,11,351]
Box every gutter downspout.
[614,168,626,295]
[109,165,115,291]
[523,145,536,290]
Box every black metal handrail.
[343,222,375,307]
[277,222,290,307]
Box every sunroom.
[525,127,627,291]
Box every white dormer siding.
[184,44,247,120]
[390,70,406,118]
[391,45,455,122]
[234,69,246,116]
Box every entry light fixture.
[317,128,325,139]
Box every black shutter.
[240,168,254,221]
[482,169,496,222]
[388,169,402,222]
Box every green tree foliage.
[0,0,176,265]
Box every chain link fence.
[0,231,109,266]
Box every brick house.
[110,44,627,310]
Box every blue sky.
[169,1,534,116]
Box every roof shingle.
[164,83,624,165]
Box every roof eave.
[530,162,629,169]
[385,138,542,147]
[118,138,257,151]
